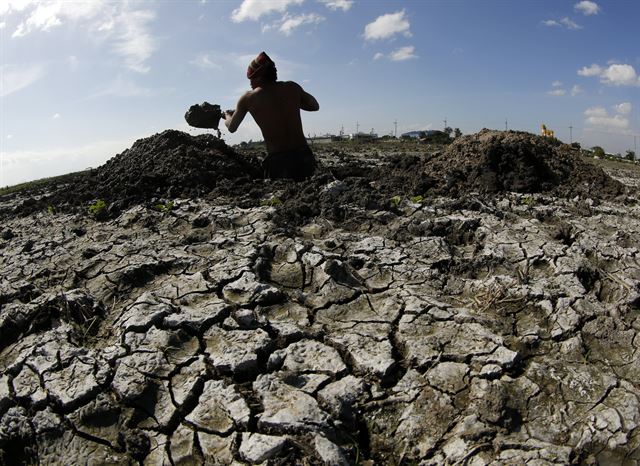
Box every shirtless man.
[223,52,320,181]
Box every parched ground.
[1,131,639,465]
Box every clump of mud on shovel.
[184,102,223,136]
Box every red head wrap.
[247,51,275,80]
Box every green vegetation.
[261,197,283,207]
[88,199,107,217]
[521,196,535,207]
[47,205,56,215]
[626,150,636,162]
[421,130,453,145]
[591,146,606,158]
[410,195,424,203]
[390,195,402,207]
[153,200,175,213]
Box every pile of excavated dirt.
[389,129,625,198]
[6,130,262,218]
[271,130,625,232]
[3,129,624,228]
[91,130,261,205]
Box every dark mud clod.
[184,102,222,129]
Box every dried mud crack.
[1,129,640,465]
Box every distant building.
[401,130,438,139]
[349,132,378,141]
[307,134,336,144]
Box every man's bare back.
[225,80,319,154]
[224,52,320,159]
[221,52,319,182]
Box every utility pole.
[356,121,359,134]
[569,125,573,144]
[505,118,508,131]
[634,135,637,155]
[443,117,447,130]
[394,120,397,138]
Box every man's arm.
[296,83,319,112]
[224,93,250,133]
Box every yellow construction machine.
[540,123,555,138]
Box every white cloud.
[560,17,582,29]
[97,16,115,32]
[111,9,156,73]
[552,80,563,87]
[601,64,639,86]
[542,17,581,30]
[275,12,324,35]
[614,102,632,115]
[52,113,60,119]
[586,114,629,130]
[6,2,157,73]
[578,63,603,76]
[585,106,607,117]
[547,89,566,96]
[0,21,6,29]
[231,0,304,22]
[364,10,411,41]
[584,106,629,130]
[570,84,583,96]
[389,45,417,61]
[0,63,45,97]
[373,46,418,62]
[319,0,352,11]
[575,1,600,15]
[578,62,640,86]
[11,0,106,38]
[190,53,221,70]
[0,0,37,17]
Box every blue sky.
[1,0,639,186]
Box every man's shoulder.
[278,80,302,89]
[238,89,258,105]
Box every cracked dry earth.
[2,152,640,465]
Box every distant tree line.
[400,127,462,144]
[590,145,636,162]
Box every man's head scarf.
[247,51,275,80]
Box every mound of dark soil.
[3,129,624,228]
[271,130,625,232]
[7,130,262,218]
[387,129,624,198]
[93,130,260,203]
